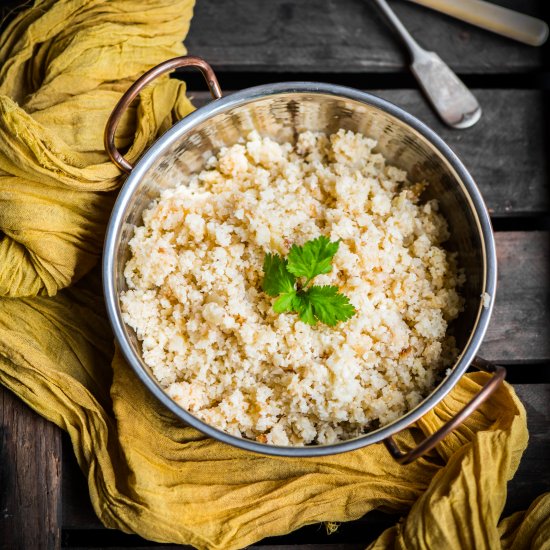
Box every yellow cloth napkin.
[0,1,548,549]
[0,0,193,297]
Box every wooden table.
[1,1,549,548]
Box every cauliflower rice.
[121,129,464,446]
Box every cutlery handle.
[372,0,425,58]
[405,0,548,46]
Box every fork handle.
[373,0,426,58]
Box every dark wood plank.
[0,386,61,550]
[62,434,101,530]
[481,232,550,363]
[188,89,550,217]
[504,384,550,515]
[185,0,546,73]
[377,90,549,218]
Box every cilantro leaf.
[287,236,340,281]
[292,294,317,325]
[303,285,356,327]
[262,253,296,297]
[273,291,297,313]
[261,237,356,327]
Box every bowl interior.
[107,88,492,453]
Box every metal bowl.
[103,56,505,463]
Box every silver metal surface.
[103,82,497,457]
[405,0,549,47]
[373,0,482,129]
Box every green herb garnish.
[262,236,356,327]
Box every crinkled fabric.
[0,1,548,549]
[0,0,194,297]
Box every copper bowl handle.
[384,357,506,464]
[104,56,222,174]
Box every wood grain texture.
[505,384,550,514]
[375,90,549,217]
[0,386,61,550]
[481,232,550,363]
[62,435,100,530]
[185,0,546,73]
[188,89,550,217]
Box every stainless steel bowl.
[103,57,505,463]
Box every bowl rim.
[103,81,497,457]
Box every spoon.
[372,0,482,129]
